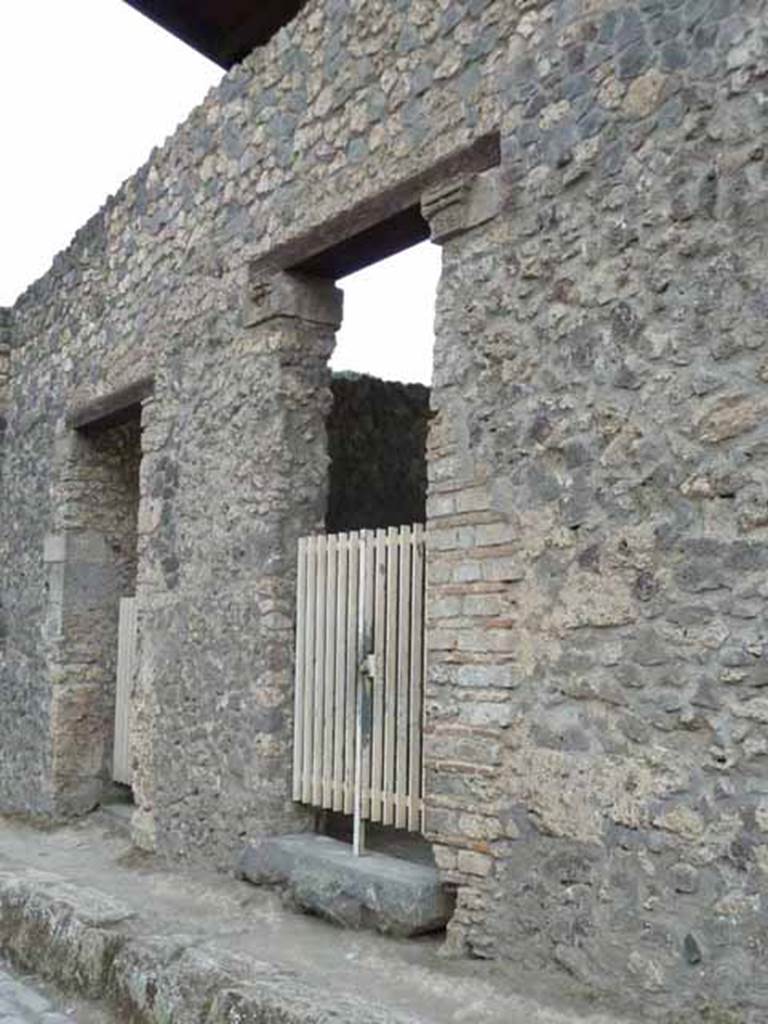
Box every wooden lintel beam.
[68,377,155,432]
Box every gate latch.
[360,653,376,679]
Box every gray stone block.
[239,834,452,937]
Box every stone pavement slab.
[0,815,647,1024]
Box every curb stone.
[0,869,417,1023]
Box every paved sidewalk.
[0,815,645,1024]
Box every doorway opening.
[325,240,439,535]
[293,225,441,870]
[53,397,143,816]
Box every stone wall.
[326,374,429,533]
[0,311,10,658]
[0,0,766,1017]
[130,281,341,861]
[0,310,9,421]
[1,0,509,848]
[421,3,768,1020]
[0,299,57,815]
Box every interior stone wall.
[0,0,766,1017]
[326,373,429,533]
[44,415,142,813]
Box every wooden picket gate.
[292,525,426,836]
[113,596,138,786]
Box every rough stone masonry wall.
[0,0,766,1018]
[0,303,58,815]
[326,374,429,533]
[129,297,339,860]
[2,0,511,854]
[423,2,768,1021]
[0,310,10,656]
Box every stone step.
[239,834,453,938]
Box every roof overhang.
[123,0,309,68]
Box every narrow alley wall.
[326,373,429,534]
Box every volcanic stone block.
[239,834,452,937]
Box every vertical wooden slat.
[292,538,307,801]
[409,525,426,831]
[301,536,317,804]
[382,526,398,826]
[322,534,337,808]
[361,530,375,818]
[421,524,429,834]
[395,526,412,829]
[332,534,348,812]
[369,529,386,822]
[343,532,359,814]
[113,596,137,786]
[113,601,127,784]
[311,536,327,807]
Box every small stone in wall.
[622,69,667,119]
[457,850,494,877]
[627,950,665,993]
[737,486,768,532]
[598,74,625,109]
[671,863,699,894]
[539,99,571,131]
[754,803,768,832]
[683,933,703,965]
[733,698,768,724]
[654,806,705,841]
[695,394,765,444]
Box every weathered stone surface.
[239,834,452,937]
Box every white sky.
[0,1,438,385]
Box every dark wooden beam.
[252,132,501,280]
[68,377,154,432]
[296,206,431,281]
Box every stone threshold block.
[239,834,453,938]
